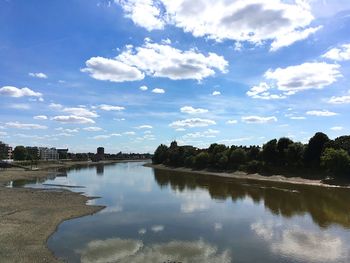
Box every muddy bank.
[145,163,347,188]
[0,166,105,262]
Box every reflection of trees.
[153,169,350,228]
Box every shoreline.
[145,163,349,188]
[0,160,138,262]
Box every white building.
[38,147,59,160]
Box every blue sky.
[0,0,350,153]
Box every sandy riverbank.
[145,163,347,188]
[0,161,116,262]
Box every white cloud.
[306,110,338,117]
[99,104,125,111]
[10,103,31,110]
[180,106,208,114]
[81,56,145,82]
[62,107,99,118]
[212,91,221,96]
[169,118,216,129]
[136,125,153,129]
[0,131,7,137]
[251,221,346,263]
[290,116,306,120]
[264,62,341,94]
[330,126,343,131]
[52,115,95,124]
[118,0,166,30]
[91,133,122,140]
[79,238,231,263]
[117,0,320,50]
[0,86,42,98]
[49,103,63,110]
[5,121,47,129]
[183,129,219,139]
[33,115,48,120]
[226,120,238,125]
[139,85,148,91]
[55,127,79,133]
[152,88,165,94]
[247,82,286,100]
[83,127,103,132]
[322,43,350,61]
[151,225,164,233]
[124,131,136,135]
[242,116,277,124]
[83,41,228,82]
[29,72,47,79]
[328,94,350,104]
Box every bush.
[321,148,350,176]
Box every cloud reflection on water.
[80,238,231,263]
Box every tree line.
[153,132,350,180]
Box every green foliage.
[321,148,350,176]
[13,146,27,161]
[194,152,209,169]
[153,144,169,164]
[152,132,350,180]
[304,132,330,166]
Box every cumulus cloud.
[98,104,125,111]
[139,85,148,91]
[80,238,231,263]
[52,115,95,124]
[62,107,99,118]
[117,0,320,50]
[247,82,286,100]
[226,120,238,125]
[0,86,42,98]
[28,72,47,78]
[55,127,79,133]
[180,106,208,114]
[81,56,144,82]
[82,41,228,82]
[328,94,350,104]
[49,103,63,110]
[265,62,341,93]
[322,43,350,61]
[124,131,136,135]
[250,62,342,99]
[152,88,165,94]
[5,121,47,129]
[136,125,153,129]
[91,133,122,140]
[83,127,103,132]
[183,129,219,139]
[212,91,221,96]
[33,115,48,120]
[242,116,277,124]
[169,118,216,129]
[306,110,338,117]
[330,126,343,131]
[118,0,166,30]
[151,225,164,233]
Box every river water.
[22,161,350,262]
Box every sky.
[0,0,350,153]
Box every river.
[22,161,350,262]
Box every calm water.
[23,162,350,263]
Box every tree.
[304,132,330,167]
[326,136,350,155]
[286,142,305,167]
[321,148,350,176]
[277,137,294,166]
[152,144,169,164]
[262,139,278,165]
[229,148,247,169]
[13,146,27,161]
[194,152,209,169]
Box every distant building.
[38,147,59,160]
[57,148,69,159]
[0,141,12,160]
[96,147,105,161]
